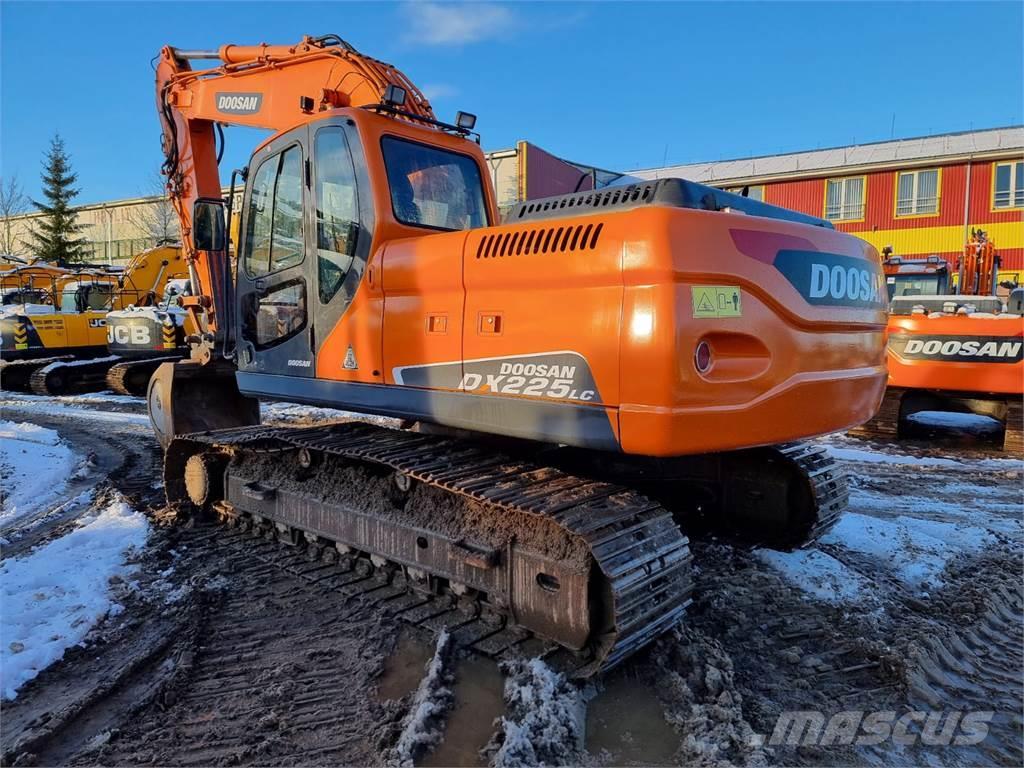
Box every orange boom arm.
[155,34,432,341]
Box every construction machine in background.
[104,276,192,395]
[0,244,189,394]
[856,230,1023,451]
[882,250,953,300]
[147,35,887,676]
[0,267,121,390]
[0,262,71,305]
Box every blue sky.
[2,1,1021,205]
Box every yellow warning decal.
[691,286,742,318]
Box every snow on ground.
[755,549,868,603]
[762,437,1017,602]
[821,513,994,590]
[487,658,587,768]
[15,391,143,407]
[0,420,80,526]
[824,444,1024,470]
[261,401,399,427]
[0,495,150,700]
[850,488,1022,534]
[386,630,454,767]
[0,397,150,427]
[905,410,1002,434]
[762,512,1000,601]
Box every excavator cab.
[227,109,492,384]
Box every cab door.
[235,130,315,376]
[308,119,375,363]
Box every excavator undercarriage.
[165,417,845,677]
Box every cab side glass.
[314,127,359,304]
[241,277,307,349]
[86,284,115,311]
[193,199,226,252]
[243,146,305,277]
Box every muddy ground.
[0,392,1021,767]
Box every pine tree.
[29,134,87,264]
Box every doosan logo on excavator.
[216,93,263,114]
[773,250,886,309]
[890,334,1024,364]
[809,263,881,304]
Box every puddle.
[423,654,506,767]
[585,671,679,766]
[377,630,436,702]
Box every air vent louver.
[474,222,604,259]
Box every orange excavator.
[148,35,887,675]
[857,230,1023,451]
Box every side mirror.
[193,198,226,252]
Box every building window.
[993,161,1024,209]
[824,177,865,221]
[896,169,939,216]
[726,185,764,202]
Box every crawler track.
[29,356,121,396]
[168,421,695,678]
[0,356,72,391]
[106,356,180,396]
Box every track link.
[167,421,694,678]
[776,441,848,547]
[0,356,73,391]
[849,387,904,441]
[106,356,181,396]
[29,356,121,396]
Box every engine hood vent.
[508,177,833,229]
[475,222,604,259]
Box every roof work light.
[383,84,407,107]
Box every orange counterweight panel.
[614,208,888,456]
[361,202,886,457]
[886,314,1024,395]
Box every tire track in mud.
[0,406,398,767]
[2,519,400,768]
[899,568,1024,766]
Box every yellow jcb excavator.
[0,244,189,394]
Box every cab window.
[314,127,359,303]
[244,145,305,277]
[381,136,487,231]
[242,278,307,349]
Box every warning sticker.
[691,286,742,318]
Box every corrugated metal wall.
[763,160,1023,273]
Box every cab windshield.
[888,275,943,300]
[381,136,487,231]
